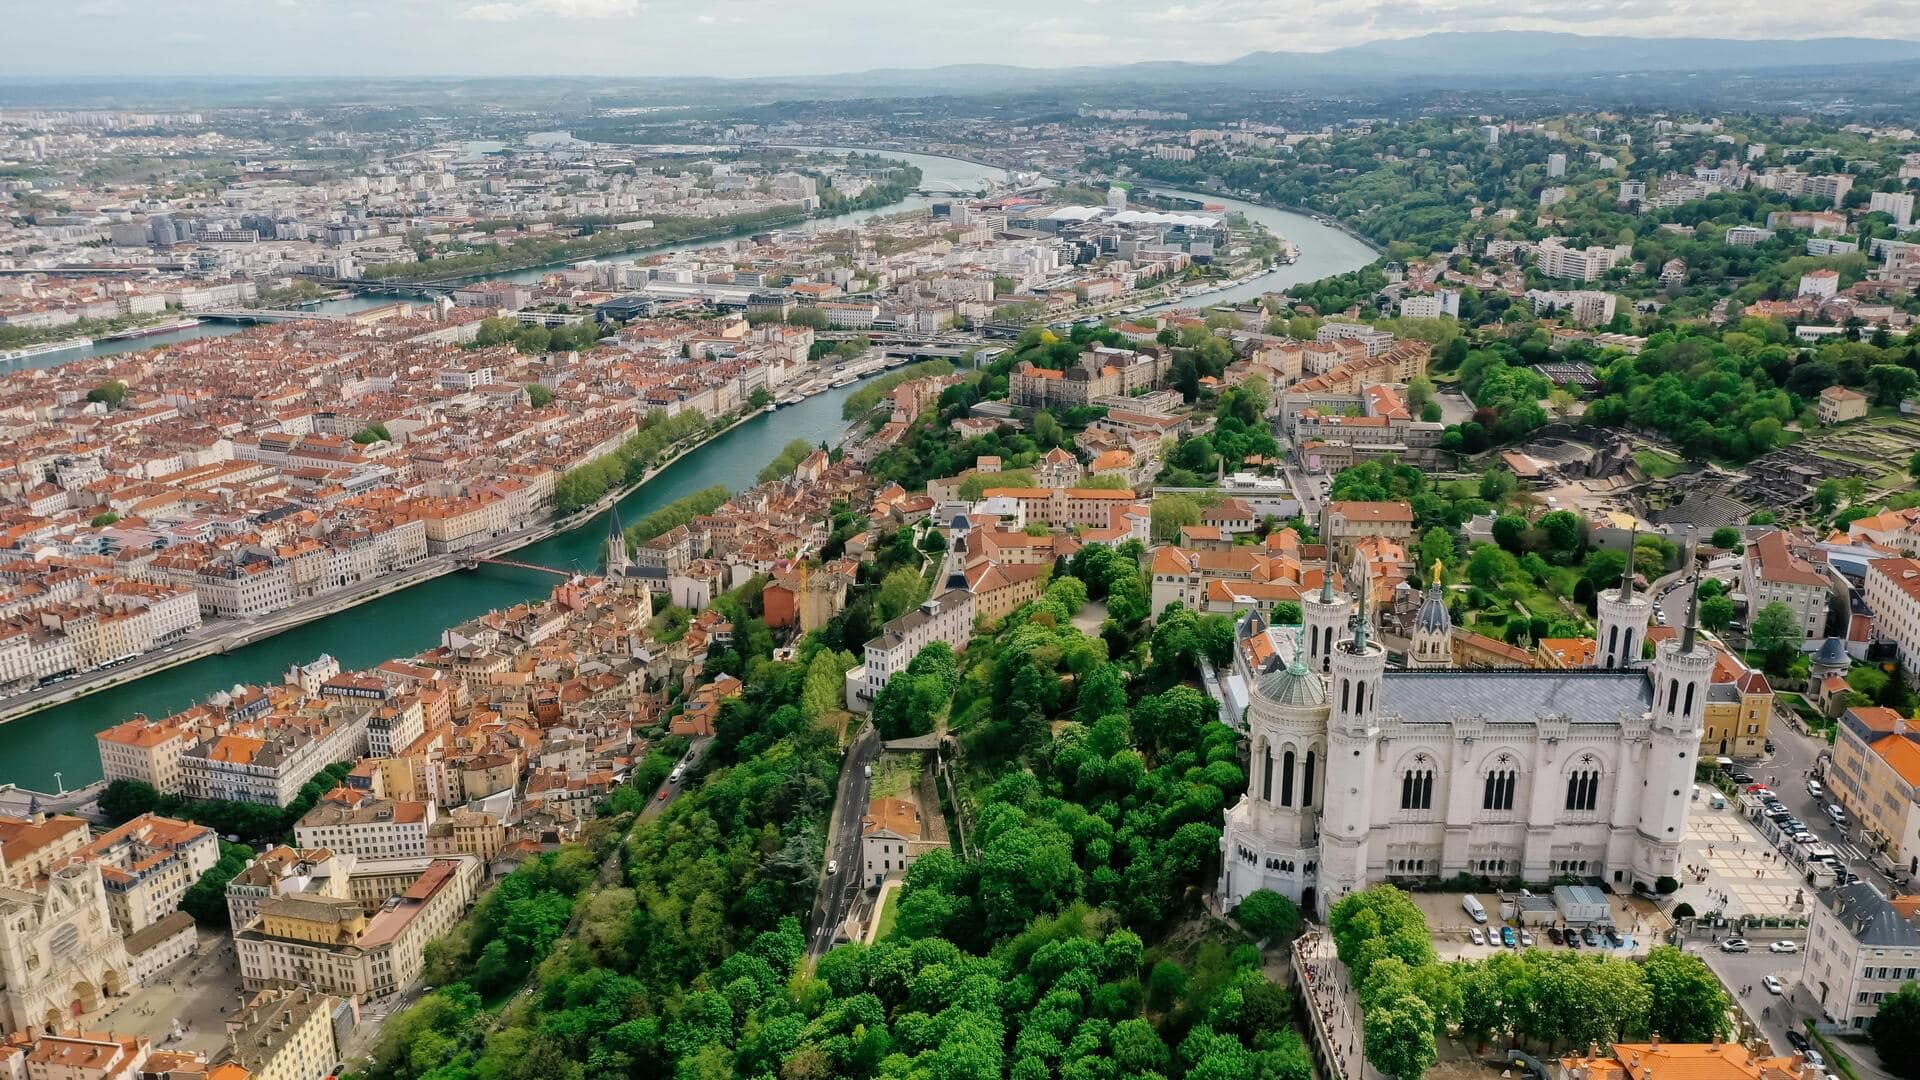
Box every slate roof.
[1821,881,1920,947]
[1377,670,1652,724]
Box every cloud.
[464,0,644,21]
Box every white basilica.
[1217,557,1703,919]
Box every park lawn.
[1633,450,1684,479]
[874,885,902,941]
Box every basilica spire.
[1680,569,1702,655]
[1619,525,1637,602]
[1318,501,1336,603]
[1348,568,1372,652]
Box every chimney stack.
[1651,1033,1661,1048]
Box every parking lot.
[1408,890,1667,962]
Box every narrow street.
[809,723,880,959]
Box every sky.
[15,0,1920,78]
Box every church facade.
[1218,567,1704,919]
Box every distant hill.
[805,31,1920,94]
[7,31,1920,108]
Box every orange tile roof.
[1871,733,1920,787]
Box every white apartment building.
[1534,238,1630,282]
[1741,530,1831,641]
[1315,321,1396,356]
[852,590,976,708]
[1799,269,1841,300]
[1801,882,1920,1028]
[1870,191,1915,227]
[1397,292,1459,319]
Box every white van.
[668,766,684,784]
[1462,894,1488,924]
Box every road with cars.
[809,724,881,959]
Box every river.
[0,150,1376,791]
[1137,187,1380,309]
[0,383,867,789]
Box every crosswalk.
[1832,840,1870,862]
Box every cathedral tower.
[1302,506,1352,673]
[1318,575,1388,914]
[1635,572,1712,889]
[1596,528,1652,668]
[1217,626,1330,915]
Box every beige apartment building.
[1741,529,1832,641]
[1801,881,1920,1028]
[75,813,219,935]
[217,989,342,1080]
[417,494,510,555]
[224,847,355,931]
[235,855,480,999]
[293,796,435,861]
[95,716,197,795]
[1868,557,1920,683]
[1828,705,1920,877]
[1324,500,1416,559]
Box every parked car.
[1828,803,1848,824]
[1763,975,1784,995]
[1784,1031,1810,1052]
[1803,1049,1826,1071]
[1729,770,1755,784]
[1581,927,1601,947]
[1769,940,1800,953]
[1807,779,1825,798]
[657,789,669,801]
[1470,927,1487,946]
[1547,927,1564,945]
[1501,926,1518,948]
[1519,929,1535,947]
[826,859,838,876]
[1765,739,1776,753]
[1719,938,1750,953]
[1565,931,1581,949]
[1605,928,1625,948]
